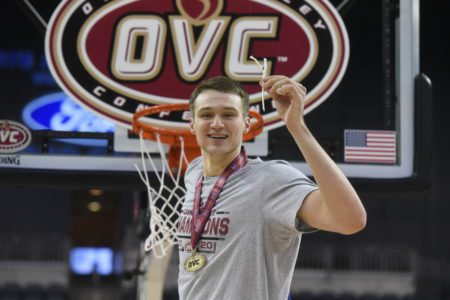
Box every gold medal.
[184,252,207,272]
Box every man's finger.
[270,78,292,95]
[298,84,307,94]
[261,75,285,89]
[276,83,298,96]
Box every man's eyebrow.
[197,106,239,112]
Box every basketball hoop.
[132,103,264,258]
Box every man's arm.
[261,75,366,235]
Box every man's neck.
[202,148,241,177]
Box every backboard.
[0,0,430,188]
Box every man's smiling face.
[190,89,250,159]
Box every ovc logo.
[46,0,349,130]
[0,120,32,154]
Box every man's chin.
[202,145,239,157]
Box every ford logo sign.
[22,92,115,147]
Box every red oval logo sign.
[0,120,32,153]
[46,0,349,130]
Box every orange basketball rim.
[132,103,264,174]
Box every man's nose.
[210,115,225,128]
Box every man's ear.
[189,117,196,135]
[243,116,251,135]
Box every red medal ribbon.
[191,147,248,251]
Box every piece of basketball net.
[132,103,264,258]
[250,55,268,111]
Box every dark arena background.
[0,0,449,299]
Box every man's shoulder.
[249,158,310,181]
[184,156,203,180]
[187,156,202,171]
[251,158,296,172]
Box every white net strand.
[250,55,268,111]
[134,132,187,259]
[154,135,187,226]
[135,132,166,255]
[177,137,191,181]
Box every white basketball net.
[134,132,189,259]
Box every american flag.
[344,130,397,164]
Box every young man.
[177,75,366,299]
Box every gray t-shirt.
[177,157,318,300]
